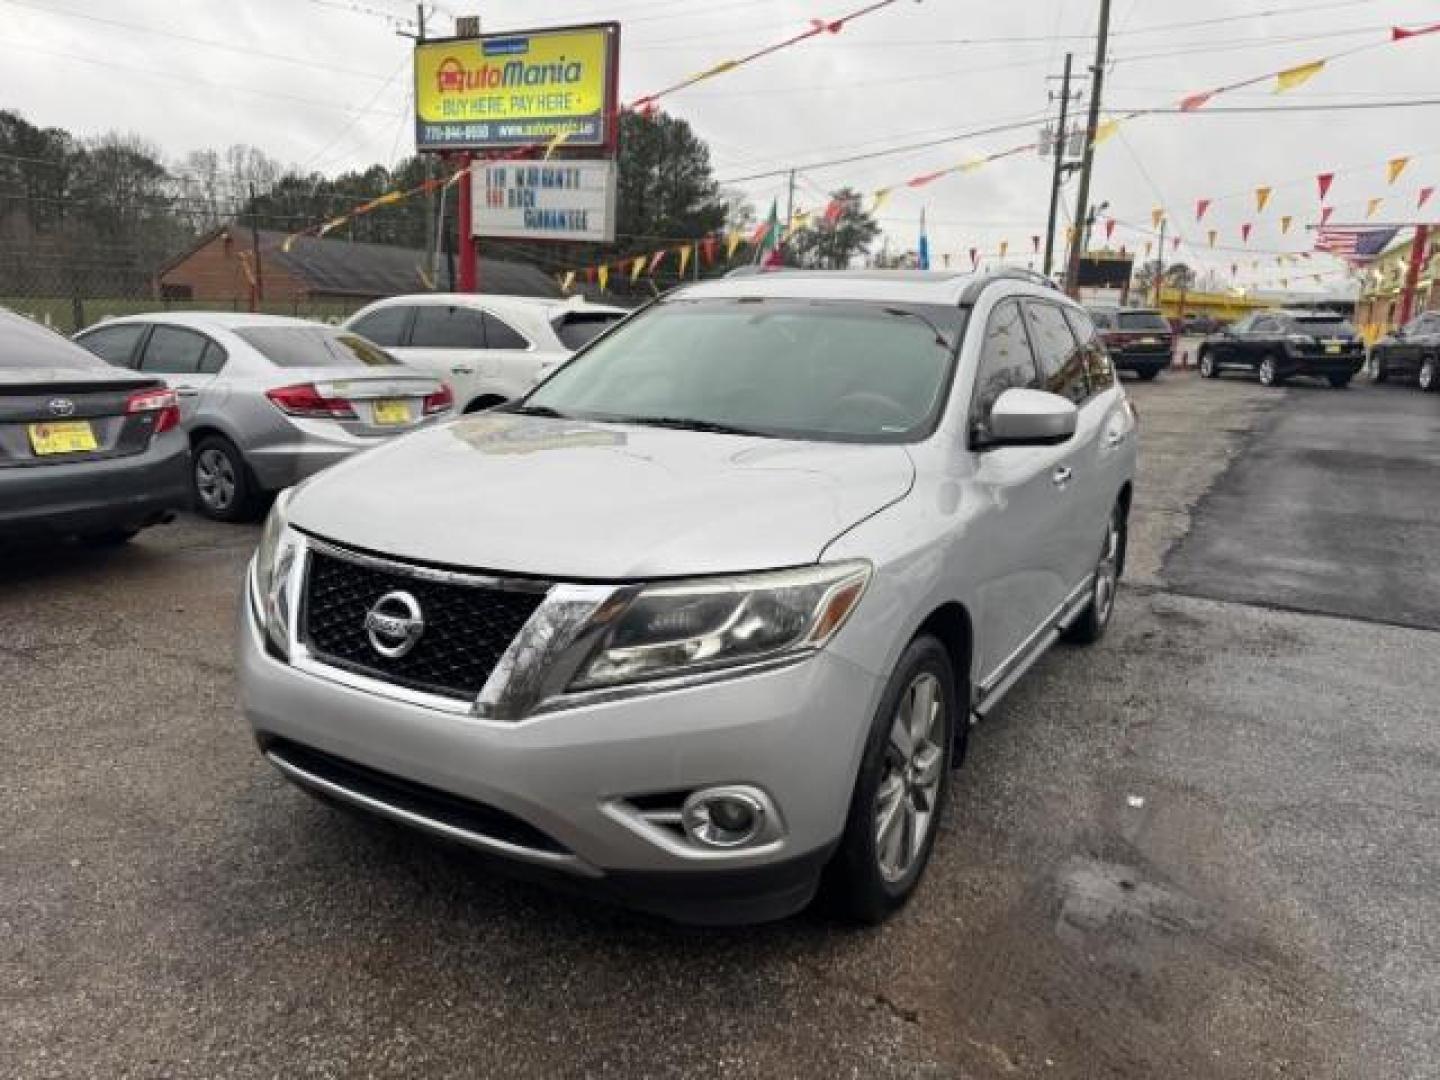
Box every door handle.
[174,386,200,397]
[451,365,475,375]
[1052,466,1073,487]
[1105,429,1126,447]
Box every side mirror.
[978,388,1078,449]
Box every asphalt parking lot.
[4,371,1438,1079]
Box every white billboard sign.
[472,159,617,243]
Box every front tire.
[1258,355,1283,387]
[1369,353,1388,383]
[1135,368,1160,382]
[1421,357,1438,392]
[1328,374,1352,389]
[825,636,956,924]
[1062,501,1126,645]
[1198,350,1219,379]
[192,435,256,522]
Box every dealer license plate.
[28,420,98,455]
[372,399,412,426]
[1324,343,1341,354]
[1137,337,1159,345]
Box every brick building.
[154,227,559,311]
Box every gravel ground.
[3,371,1436,1078]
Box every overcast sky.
[5,0,1440,291]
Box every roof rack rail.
[958,267,1061,304]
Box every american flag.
[1314,226,1399,265]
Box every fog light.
[681,787,766,848]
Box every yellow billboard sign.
[414,23,619,152]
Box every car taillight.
[423,384,453,415]
[125,387,180,434]
[265,383,356,419]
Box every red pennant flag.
[1172,236,1181,252]
[1392,22,1440,41]
[584,267,595,283]
[647,250,667,275]
[700,235,717,264]
[1320,206,1335,226]
[1317,172,1334,200]
[968,247,979,269]
[1420,187,1436,210]
[1119,244,1127,256]
[822,198,845,224]
[1179,90,1215,112]
[1031,235,1040,253]
[1241,222,1252,242]
[1104,218,1116,240]
[907,170,946,189]
[810,18,844,33]
[1195,198,1212,222]
[1230,263,1238,277]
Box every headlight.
[251,488,300,657]
[569,561,871,692]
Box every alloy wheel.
[1093,509,1121,627]
[874,672,945,883]
[1199,353,1214,378]
[195,446,237,511]
[1259,357,1277,386]
[1422,360,1437,392]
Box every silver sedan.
[75,312,453,521]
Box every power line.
[1110,98,1440,115]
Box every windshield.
[1,309,107,370]
[523,298,963,443]
[1117,311,1169,331]
[235,327,400,368]
[1289,315,1356,336]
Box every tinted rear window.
[1,311,107,370]
[1086,310,1116,329]
[234,327,399,368]
[1290,316,1355,335]
[553,312,626,350]
[1117,311,1169,331]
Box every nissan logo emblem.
[364,590,425,659]
[48,398,76,418]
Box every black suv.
[1367,310,1440,391]
[1197,310,1365,388]
[1086,306,1173,380]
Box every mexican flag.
[751,200,781,265]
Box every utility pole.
[416,4,437,289]
[1043,52,1074,279]
[248,182,264,310]
[783,169,796,264]
[1065,0,1111,298]
[1154,215,1166,307]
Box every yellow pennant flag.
[1275,59,1325,93]
[281,234,297,253]
[688,58,739,83]
[1255,187,1272,212]
[1151,208,1165,229]
[726,231,742,259]
[1092,119,1120,147]
[1065,225,1077,244]
[318,216,348,237]
[870,188,893,213]
[1367,197,1384,218]
[561,270,575,293]
[1144,241,1152,257]
[357,190,405,215]
[998,240,1009,258]
[960,158,985,173]
[1280,215,1293,234]
[1207,229,1217,248]
[597,264,610,291]
[678,244,692,276]
[630,255,645,282]
[1387,156,1409,184]
[544,130,572,160]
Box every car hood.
[287,413,915,579]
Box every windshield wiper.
[503,404,570,418]
[882,306,950,348]
[617,415,772,437]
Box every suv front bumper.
[238,580,880,923]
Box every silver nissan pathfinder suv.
[239,269,1137,924]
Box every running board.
[971,577,1094,722]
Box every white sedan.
[343,294,628,414]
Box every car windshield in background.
[1087,310,1117,329]
[234,327,399,368]
[1117,311,1169,331]
[1290,316,1356,336]
[524,298,963,443]
[552,312,626,350]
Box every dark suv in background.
[1198,310,1364,388]
[1367,310,1440,391]
[1086,306,1173,380]
[0,308,189,545]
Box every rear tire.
[824,635,956,924]
[1368,353,1388,383]
[1328,374,1351,389]
[1421,358,1438,393]
[1258,355,1284,387]
[1136,368,1160,381]
[192,435,256,523]
[1062,501,1126,645]
[1198,350,1219,379]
